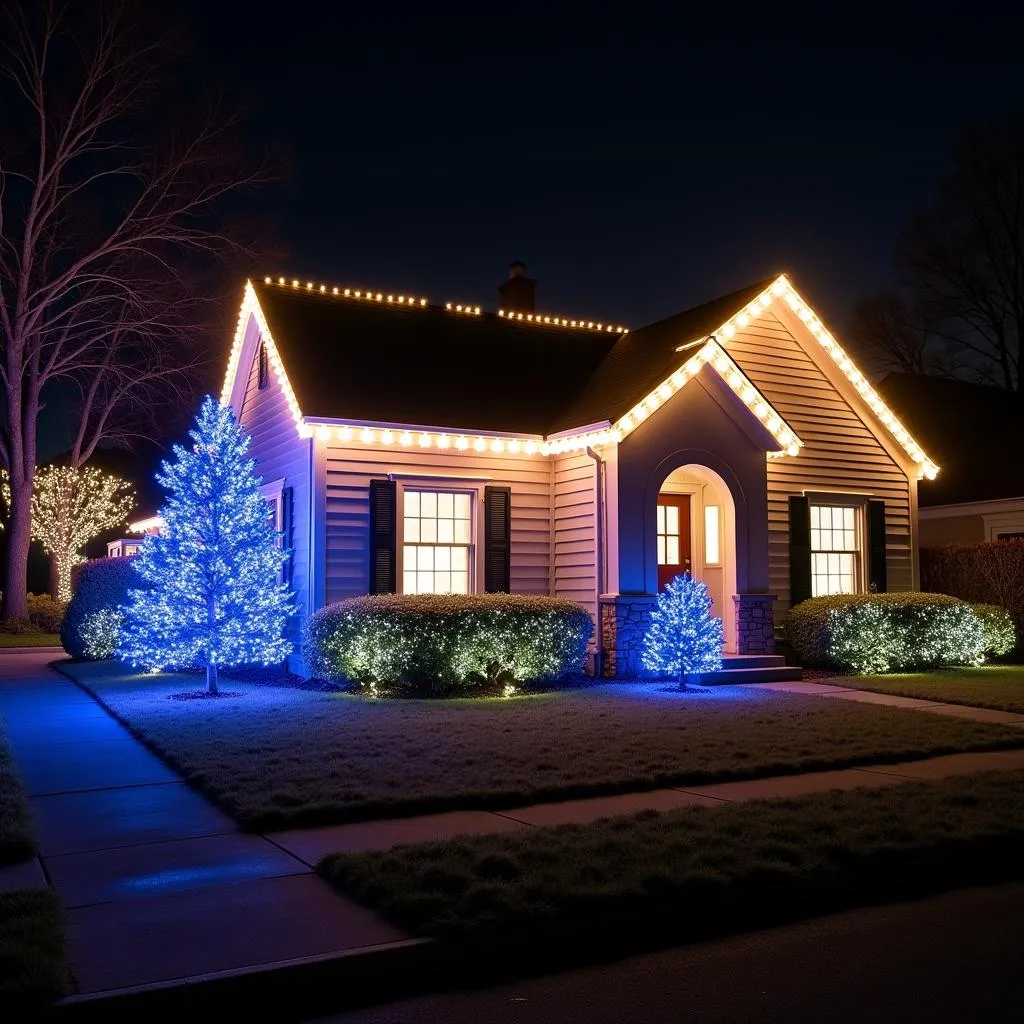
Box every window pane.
[438,492,454,518]
[403,570,416,593]
[844,507,855,530]
[404,519,420,542]
[810,506,820,529]
[404,491,420,517]
[435,571,451,593]
[451,571,468,593]
[435,547,451,570]
[419,547,434,570]
[454,519,470,544]
[811,528,821,551]
[438,519,454,543]
[667,536,679,565]
[657,536,666,564]
[417,571,433,592]
[666,505,679,535]
[704,505,720,565]
[421,518,437,543]
[454,494,471,520]
[421,491,437,517]
[657,505,665,533]
[451,547,469,571]
[403,545,417,570]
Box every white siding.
[236,320,314,657]
[553,452,597,619]
[727,310,914,619]
[324,445,551,604]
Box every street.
[313,882,1024,1024]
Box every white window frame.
[399,484,477,595]
[703,504,722,567]
[809,500,864,597]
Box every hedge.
[922,540,1024,656]
[783,592,1010,673]
[304,594,594,696]
[26,594,66,633]
[60,557,144,660]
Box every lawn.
[59,660,1024,830]
[0,634,61,649]
[321,770,1024,942]
[0,728,34,865]
[848,665,1024,715]
[0,723,70,1008]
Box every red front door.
[657,494,692,591]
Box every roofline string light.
[498,309,627,333]
[617,339,803,456]
[677,275,939,480]
[264,276,429,308]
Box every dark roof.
[252,281,617,435]
[875,373,1024,506]
[547,279,774,433]
[250,277,772,436]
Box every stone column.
[599,595,658,679]
[733,594,777,654]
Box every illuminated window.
[657,503,680,565]
[810,504,860,596]
[402,490,472,594]
[704,505,721,566]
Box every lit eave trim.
[128,515,165,534]
[222,281,310,438]
[612,339,802,456]
[674,275,940,480]
[305,419,554,456]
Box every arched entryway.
[657,463,738,652]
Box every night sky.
[184,1,1024,332]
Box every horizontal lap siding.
[553,453,597,619]
[237,327,313,648]
[324,446,551,604]
[727,311,913,621]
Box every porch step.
[703,662,803,685]
[719,654,788,671]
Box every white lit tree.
[1,465,134,602]
[118,397,294,694]
[641,572,724,690]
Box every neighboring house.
[876,374,1024,546]
[106,516,164,559]
[221,268,938,677]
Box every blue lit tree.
[641,572,724,690]
[118,397,294,693]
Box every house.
[220,267,938,677]
[876,373,1024,546]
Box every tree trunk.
[2,486,32,621]
[49,558,60,600]
[207,662,219,695]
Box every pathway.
[0,650,406,996]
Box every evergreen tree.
[641,572,724,689]
[118,397,294,693]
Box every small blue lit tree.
[118,397,295,694]
[641,572,724,690]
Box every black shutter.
[484,486,511,593]
[281,486,293,584]
[789,495,812,607]
[369,479,397,594]
[867,499,888,593]
[258,343,269,390]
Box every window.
[657,503,680,565]
[810,504,860,596]
[704,505,721,566]
[257,342,269,390]
[402,490,472,594]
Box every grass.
[0,890,68,1011]
[0,634,61,649]
[59,659,1024,830]
[0,724,70,1008]
[320,770,1024,942]
[0,728,34,865]
[847,665,1024,714]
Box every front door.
[657,494,692,591]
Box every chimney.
[498,261,535,313]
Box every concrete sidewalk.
[0,651,406,996]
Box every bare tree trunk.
[206,662,219,696]
[2,488,32,620]
[48,558,59,600]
